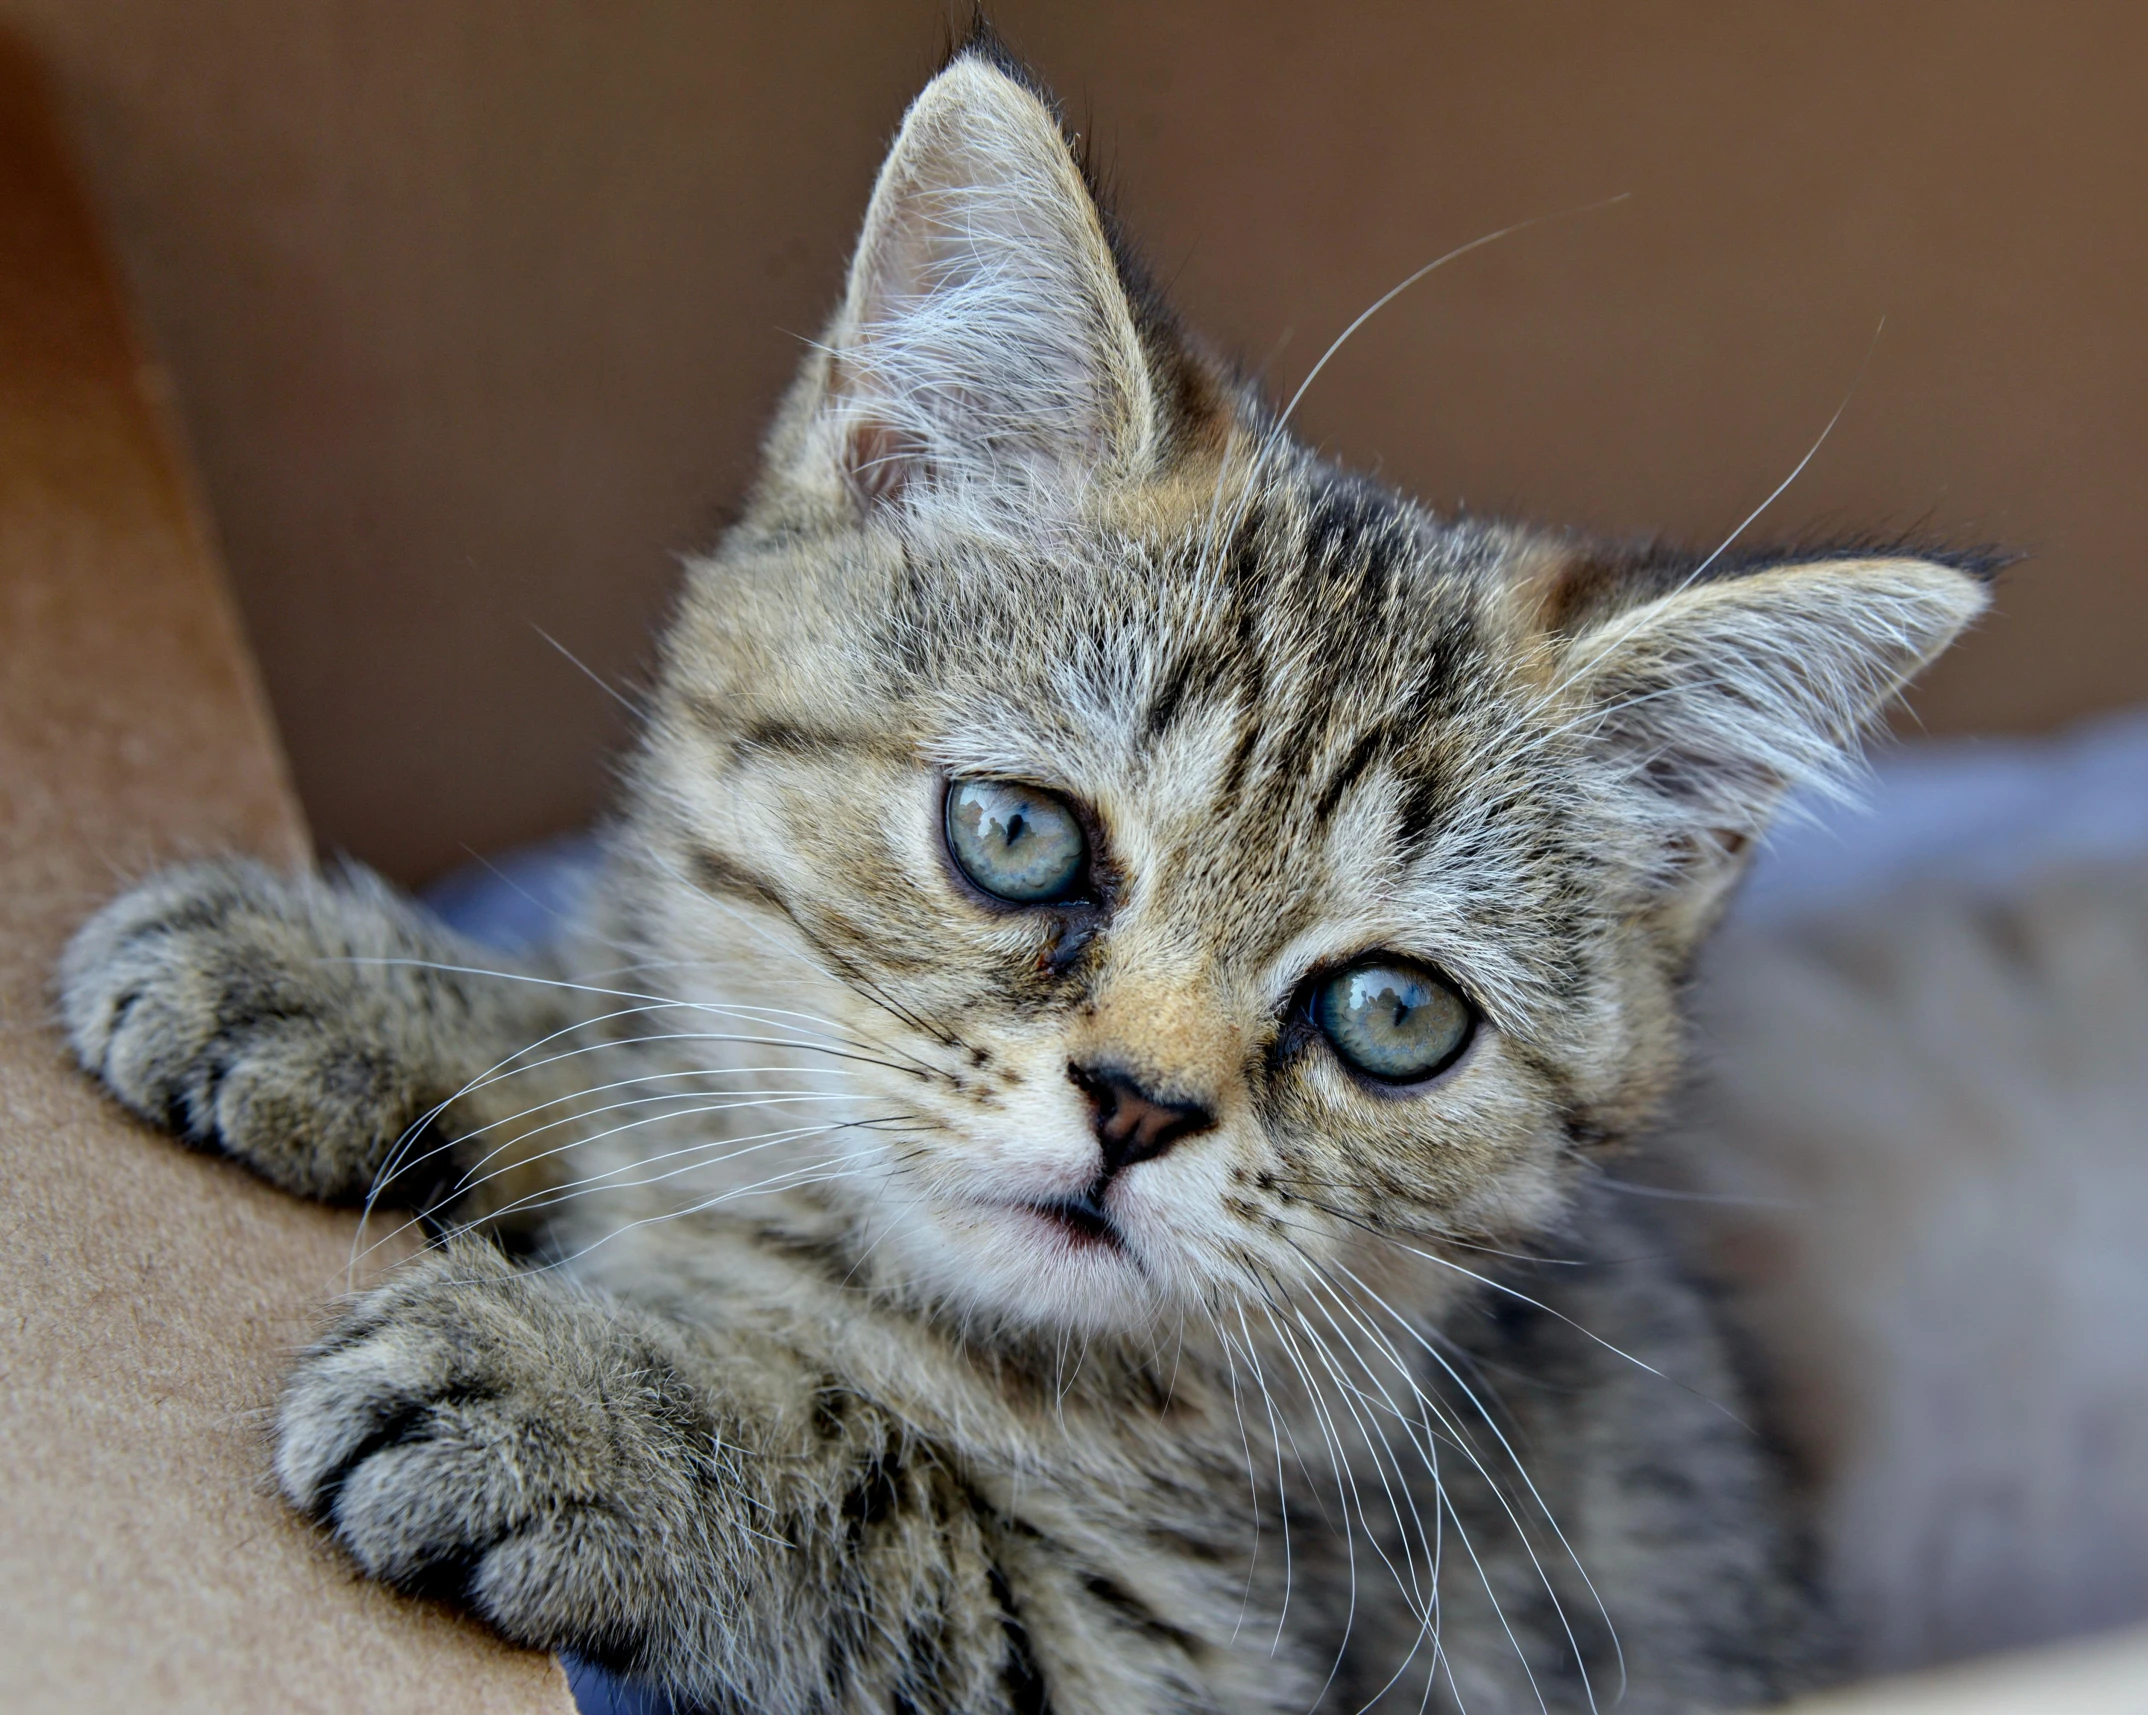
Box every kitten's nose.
[1067,1062,1215,1178]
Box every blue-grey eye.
[1314,960,1473,1084]
[945,779,1088,904]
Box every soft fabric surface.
[1691,708,2148,1669]
[1675,862,2148,1671]
[1738,706,2148,925]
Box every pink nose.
[1066,1063,1215,1179]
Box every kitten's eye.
[945,779,1089,904]
[1314,960,1474,1084]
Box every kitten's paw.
[59,860,454,1202]
[277,1241,708,1660]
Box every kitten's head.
[619,48,1987,1336]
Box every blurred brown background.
[6,1,2144,883]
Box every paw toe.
[61,862,288,1125]
[275,1326,453,1514]
[275,1246,698,1661]
[328,1435,513,1590]
[60,863,453,1200]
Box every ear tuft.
[812,53,1155,518]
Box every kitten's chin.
[865,1191,1175,1336]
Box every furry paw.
[60,860,470,1203]
[276,1241,710,1664]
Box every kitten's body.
[58,40,1984,1714]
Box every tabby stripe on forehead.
[1312,726,1387,823]
[1216,709,1264,808]
[1311,623,1484,840]
[1143,649,1203,741]
[1396,770,1462,857]
[684,688,882,758]
[1255,520,1412,802]
[1301,477,1399,572]
[1207,572,1272,806]
[744,717,861,755]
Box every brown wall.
[8,1,2146,882]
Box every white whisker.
[1231,1306,1299,1652]
[520,1156,890,1277]
[1673,316,1886,597]
[449,1092,871,1202]
[1259,1302,1361,1708]
[1330,1260,1624,1710]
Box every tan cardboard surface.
[0,34,572,1713]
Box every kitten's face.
[639,478,1647,1334]
[616,53,1983,1337]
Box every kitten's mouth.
[1021,1190,1122,1251]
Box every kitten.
[58,37,1987,1715]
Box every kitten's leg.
[277,1239,1275,1715]
[59,859,574,1214]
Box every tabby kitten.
[60,40,1987,1715]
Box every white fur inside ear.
[1558,558,1989,857]
[818,55,1154,516]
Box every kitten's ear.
[1536,552,1990,908]
[802,52,1157,515]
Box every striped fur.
[60,40,1986,1714]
